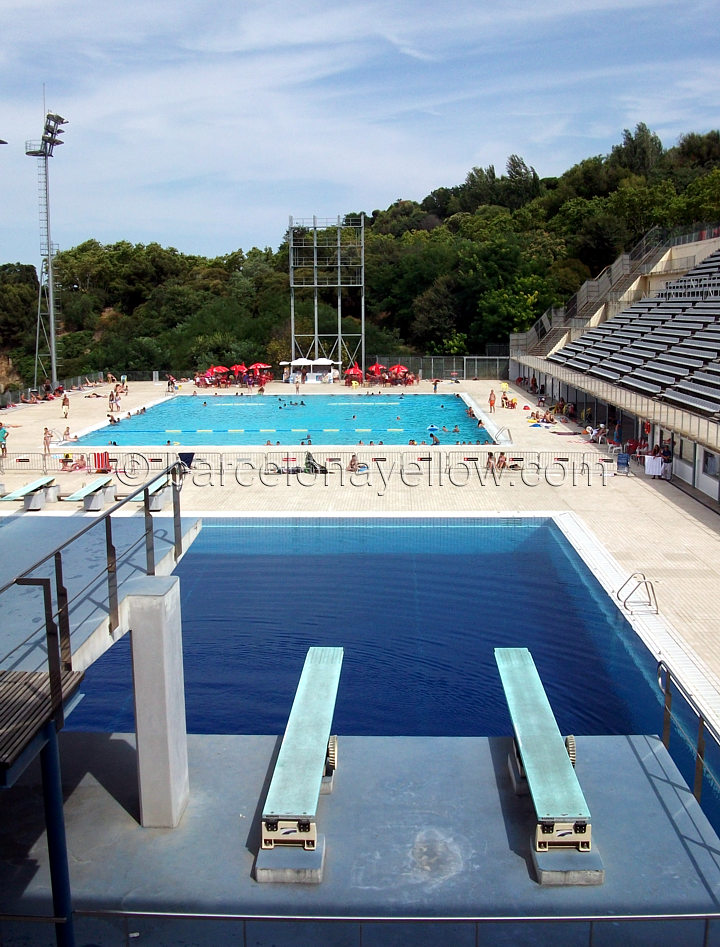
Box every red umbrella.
[249,362,272,370]
[367,362,386,375]
[213,365,230,374]
[231,364,247,374]
[389,363,408,373]
[344,362,362,376]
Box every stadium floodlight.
[25,112,68,388]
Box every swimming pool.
[67,517,668,738]
[67,515,720,826]
[72,393,493,447]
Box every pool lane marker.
[292,429,308,432]
[323,429,339,432]
[228,429,245,432]
[260,429,276,433]
[355,429,371,432]
[165,430,182,433]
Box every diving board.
[495,647,592,853]
[61,475,114,511]
[261,646,343,855]
[1,476,55,511]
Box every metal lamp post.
[26,113,67,389]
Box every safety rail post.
[54,552,72,671]
[143,488,156,575]
[15,577,64,730]
[695,717,706,803]
[171,465,183,561]
[658,663,673,749]
[105,517,119,633]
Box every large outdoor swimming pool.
[67,516,720,824]
[72,393,493,447]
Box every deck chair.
[616,453,630,476]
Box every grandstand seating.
[546,249,720,415]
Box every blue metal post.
[40,721,75,947]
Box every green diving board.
[133,475,171,511]
[61,475,114,511]
[1,476,55,510]
[262,646,343,851]
[495,647,592,852]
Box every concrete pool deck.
[2,732,720,945]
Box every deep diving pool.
[71,393,493,447]
[67,516,720,830]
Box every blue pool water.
[69,518,666,739]
[67,516,720,826]
[73,393,493,447]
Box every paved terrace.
[1,376,719,729]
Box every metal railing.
[0,462,185,685]
[616,572,658,614]
[512,355,720,452]
[657,661,720,806]
[4,907,710,943]
[511,222,720,356]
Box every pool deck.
[2,732,720,944]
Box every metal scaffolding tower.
[26,112,67,389]
[289,215,365,372]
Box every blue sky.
[1,0,718,269]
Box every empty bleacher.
[546,248,720,415]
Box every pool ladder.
[616,572,658,614]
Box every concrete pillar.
[126,575,189,828]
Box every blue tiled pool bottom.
[70,518,660,738]
[72,393,493,446]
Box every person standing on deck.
[488,389,496,413]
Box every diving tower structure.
[288,214,365,375]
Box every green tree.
[609,123,664,178]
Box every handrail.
[616,572,658,613]
[657,660,720,804]
[0,463,183,597]
[0,462,185,682]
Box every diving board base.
[254,834,326,884]
[507,749,530,795]
[531,847,605,887]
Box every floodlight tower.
[26,112,67,389]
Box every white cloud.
[1,0,718,264]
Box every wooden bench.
[0,669,84,786]
[262,646,343,851]
[61,475,114,511]
[495,647,592,852]
[0,476,55,511]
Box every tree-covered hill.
[2,125,719,385]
